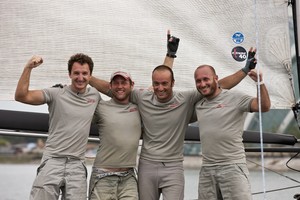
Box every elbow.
[261,103,271,112]
[14,93,21,102]
[14,96,23,103]
[262,108,270,112]
[14,92,26,103]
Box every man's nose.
[78,74,84,80]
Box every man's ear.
[215,75,219,81]
[215,75,220,88]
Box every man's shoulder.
[174,89,198,95]
[174,89,202,100]
[88,86,100,93]
[132,88,154,97]
[222,89,247,97]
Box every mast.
[289,0,300,130]
[291,0,300,94]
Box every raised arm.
[163,30,179,68]
[163,55,175,68]
[89,76,110,96]
[91,31,180,94]
[248,69,271,112]
[219,47,256,89]
[15,56,45,105]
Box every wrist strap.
[166,53,176,58]
[257,81,264,86]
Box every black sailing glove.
[242,50,257,74]
[52,83,64,88]
[166,34,180,58]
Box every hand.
[26,56,43,69]
[166,30,180,58]
[52,83,64,88]
[242,47,256,74]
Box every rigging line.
[247,158,300,184]
[252,185,300,195]
[253,0,266,198]
[286,152,300,172]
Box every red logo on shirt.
[169,103,179,108]
[215,104,225,108]
[129,108,138,112]
[86,98,96,104]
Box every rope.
[286,152,300,172]
[247,158,300,184]
[252,185,300,195]
[253,0,267,198]
[247,155,300,196]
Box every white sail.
[0,0,295,109]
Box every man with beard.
[194,57,270,199]
[89,70,141,200]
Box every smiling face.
[110,75,133,104]
[194,65,219,99]
[69,62,91,94]
[152,69,174,103]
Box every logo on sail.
[232,32,244,44]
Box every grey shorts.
[30,157,87,200]
[198,163,252,200]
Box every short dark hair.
[68,53,94,75]
[152,65,175,82]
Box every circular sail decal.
[232,32,244,44]
[231,46,247,62]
